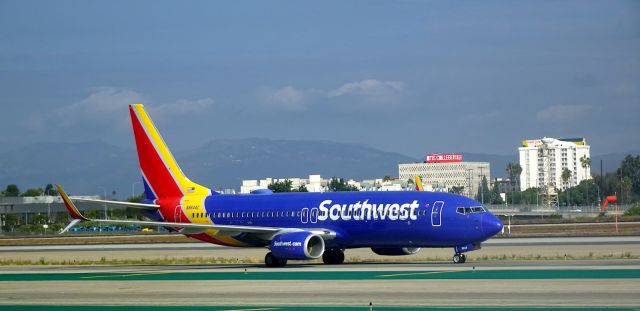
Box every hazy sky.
[1,0,638,157]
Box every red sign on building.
[425,153,463,163]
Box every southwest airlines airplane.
[57,104,503,267]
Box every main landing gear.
[322,248,345,265]
[452,253,466,264]
[265,252,287,267]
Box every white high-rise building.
[519,137,591,191]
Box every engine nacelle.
[371,247,421,256]
[270,231,325,260]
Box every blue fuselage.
[194,191,503,249]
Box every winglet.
[55,185,89,221]
[414,176,424,191]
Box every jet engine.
[270,231,325,260]
[371,247,421,256]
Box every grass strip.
[0,252,637,266]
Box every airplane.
[56,103,504,267]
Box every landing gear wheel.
[460,254,467,263]
[322,249,345,265]
[265,252,287,267]
[453,253,463,264]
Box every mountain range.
[0,139,636,198]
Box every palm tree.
[561,168,572,206]
[580,155,591,204]
[580,155,591,179]
[506,162,522,204]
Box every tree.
[561,168,572,188]
[506,162,522,204]
[297,185,309,192]
[4,184,20,197]
[580,155,591,180]
[475,176,491,204]
[2,214,21,232]
[21,188,44,197]
[268,180,293,193]
[561,168,572,206]
[328,178,359,192]
[490,183,504,204]
[449,186,464,195]
[619,155,640,198]
[506,162,522,186]
[127,193,146,203]
[383,176,392,182]
[44,184,58,196]
[31,213,48,225]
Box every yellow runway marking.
[80,271,170,279]
[377,270,464,278]
[221,308,281,311]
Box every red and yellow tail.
[414,176,424,191]
[129,104,210,199]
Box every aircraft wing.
[69,197,160,210]
[56,185,335,239]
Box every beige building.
[398,162,490,198]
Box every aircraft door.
[431,201,444,227]
[301,208,309,224]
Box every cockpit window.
[457,206,486,215]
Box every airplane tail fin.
[414,176,424,191]
[129,104,211,199]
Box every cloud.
[261,86,307,110]
[536,104,592,122]
[259,79,407,111]
[327,79,404,99]
[147,98,215,121]
[24,87,214,133]
[59,87,146,127]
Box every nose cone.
[483,214,503,237]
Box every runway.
[2,236,639,252]
[1,236,638,264]
[1,236,640,309]
[1,261,639,309]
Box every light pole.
[478,167,485,205]
[97,188,108,235]
[103,188,107,219]
[132,181,141,198]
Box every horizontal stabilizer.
[70,197,159,210]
